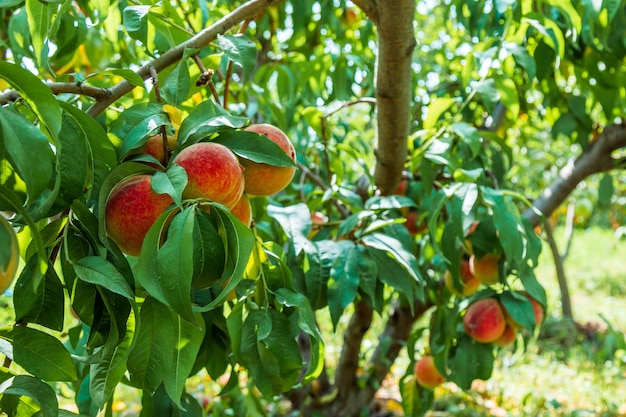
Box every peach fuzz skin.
[414,355,445,389]
[172,142,245,210]
[463,298,506,343]
[241,124,296,196]
[105,175,174,256]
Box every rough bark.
[372,0,416,195]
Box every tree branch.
[86,0,284,118]
[0,82,111,105]
[523,122,626,226]
[372,0,416,195]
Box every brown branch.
[86,0,284,118]
[0,82,111,105]
[334,300,373,393]
[543,219,573,318]
[523,122,626,226]
[372,0,416,195]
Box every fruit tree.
[0,0,625,416]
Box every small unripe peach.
[493,324,517,347]
[105,175,174,256]
[444,259,481,297]
[414,355,445,389]
[469,253,501,284]
[241,124,296,196]
[128,134,177,167]
[463,298,506,343]
[172,142,245,209]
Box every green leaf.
[470,78,500,113]
[327,242,360,328]
[13,257,65,332]
[175,100,248,147]
[482,188,524,262]
[25,0,52,72]
[424,97,456,129]
[364,195,417,210]
[110,102,169,159]
[355,245,379,310]
[123,5,150,44]
[161,49,192,106]
[240,309,302,396]
[89,314,134,409]
[367,247,417,306]
[0,59,61,138]
[0,375,59,417]
[0,326,76,382]
[361,232,422,283]
[503,41,537,80]
[598,174,614,208]
[127,297,175,394]
[195,204,254,311]
[74,256,135,300]
[500,291,536,330]
[267,203,312,255]
[59,102,117,206]
[213,130,296,167]
[151,165,188,209]
[218,34,258,82]
[156,207,196,323]
[449,336,494,389]
[0,107,54,202]
[452,122,483,159]
[163,312,205,408]
[134,208,178,305]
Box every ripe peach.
[128,134,177,166]
[444,259,481,297]
[230,193,252,227]
[493,324,517,347]
[463,298,506,343]
[414,355,445,389]
[240,124,296,196]
[469,253,501,285]
[172,142,245,209]
[105,175,174,256]
[0,216,19,294]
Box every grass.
[1,227,625,416]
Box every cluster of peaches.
[414,222,545,390]
[104,124,296,257]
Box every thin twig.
[223,19,253,109]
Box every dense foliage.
[0,0,624,416]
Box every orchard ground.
[0,226,624,416]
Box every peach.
[0,216,19,294]
[463,298,506,343]
[128,134,177,166]
[404,210,426,235]
[172,142,245,209]
[105,175,174,256]
[469,253,501,284]
[240,124,296,196]
[230,193,252,227]
[414,355,445,389]
[493,324,517,347]
[444,259,481,297]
